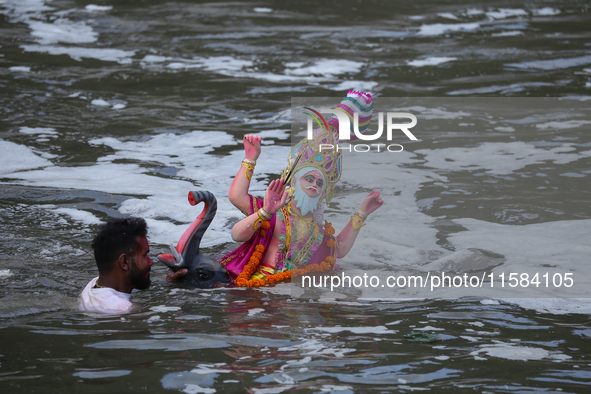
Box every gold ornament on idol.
[254,207,273,230]
[242,158,256,181]
[351,210,368,231]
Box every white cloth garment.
[79,277,133,314]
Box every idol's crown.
[282,90,373,204]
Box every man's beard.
[129,258,150,290]
[293,182,322,216]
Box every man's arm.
[228,134,262,215]
[336,190,383,258]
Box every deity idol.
[219,91,384,286]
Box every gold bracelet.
[241,162,255,180]
[355,210,368,220]
[242,158,256,166]
[253,217,264,230]
[258,207,273,221]
[253,210,265,230]
[351,212,367,231]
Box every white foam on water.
[400,106,471,119]
[90,130,236,169]
[2,128,290,246]
[329,80,378,92]
[91,99,110,106]
[416,142,591,175]
[481,299,500,305]
[28,18,97,45]
[0,0,54,16]
[9,66,31,72]
[533,8,560,16]
[3,162,193,196]
[447,82,553,95]
[485,9,528,20]
[253,129,290,139]
[560,172,585,178]
[73,370,132,379]
[285,59,364,78]
[407,57,457,67]
[52,208,102,225]
[309,326,392,334]
[150,305,181,313]
[2,159,233,246]
[190,363,230,375]
[417,23,480,37]
[21,45,135,64]
[320,385,352,392]
[438,13,459,20]
[463,8,484,16]
[536,120,591,130]
[414,326,445,331]
[248,308,265,317]
[278,338,354,358]
[20,127,58,136]
[0,140,53,174]
[112,103,126,110]
[243,109,290,125]
[447,218,591,307]
[500,299,591,315]
[253,8,273,13]
[182,384,216,394]
[506,55,591,71]
[492,31,524,37]
[85,5,113,12]
[141,55,171,63]
[0,269,13,278]
[0,0,120,69]
[494,126,515,132]
[168,56,253,72]
[470,343,570,362]
[159,56,365,85]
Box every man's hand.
[243,134,262,161]
[358,190,384,215]
[166,268,188,282]
[263,179,289,214]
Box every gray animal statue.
[157,191,230,288]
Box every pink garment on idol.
[78,277,133,314]
[219,195,334,280]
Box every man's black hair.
[92,217,148,274]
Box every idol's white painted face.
[299,170,324,198]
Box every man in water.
[220,90,383,283]
[79,217,156,313]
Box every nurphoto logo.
[304,107,418,153]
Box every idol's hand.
[166,268,188,282]
[243,134,262,161]
[358,190,384,215]
[263,179,289,214]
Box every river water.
[1,0,591,392]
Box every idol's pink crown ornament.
[282,90,374,204]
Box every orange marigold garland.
[234,221,337,288]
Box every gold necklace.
[286,201,322,268]
[288,202,316,241]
